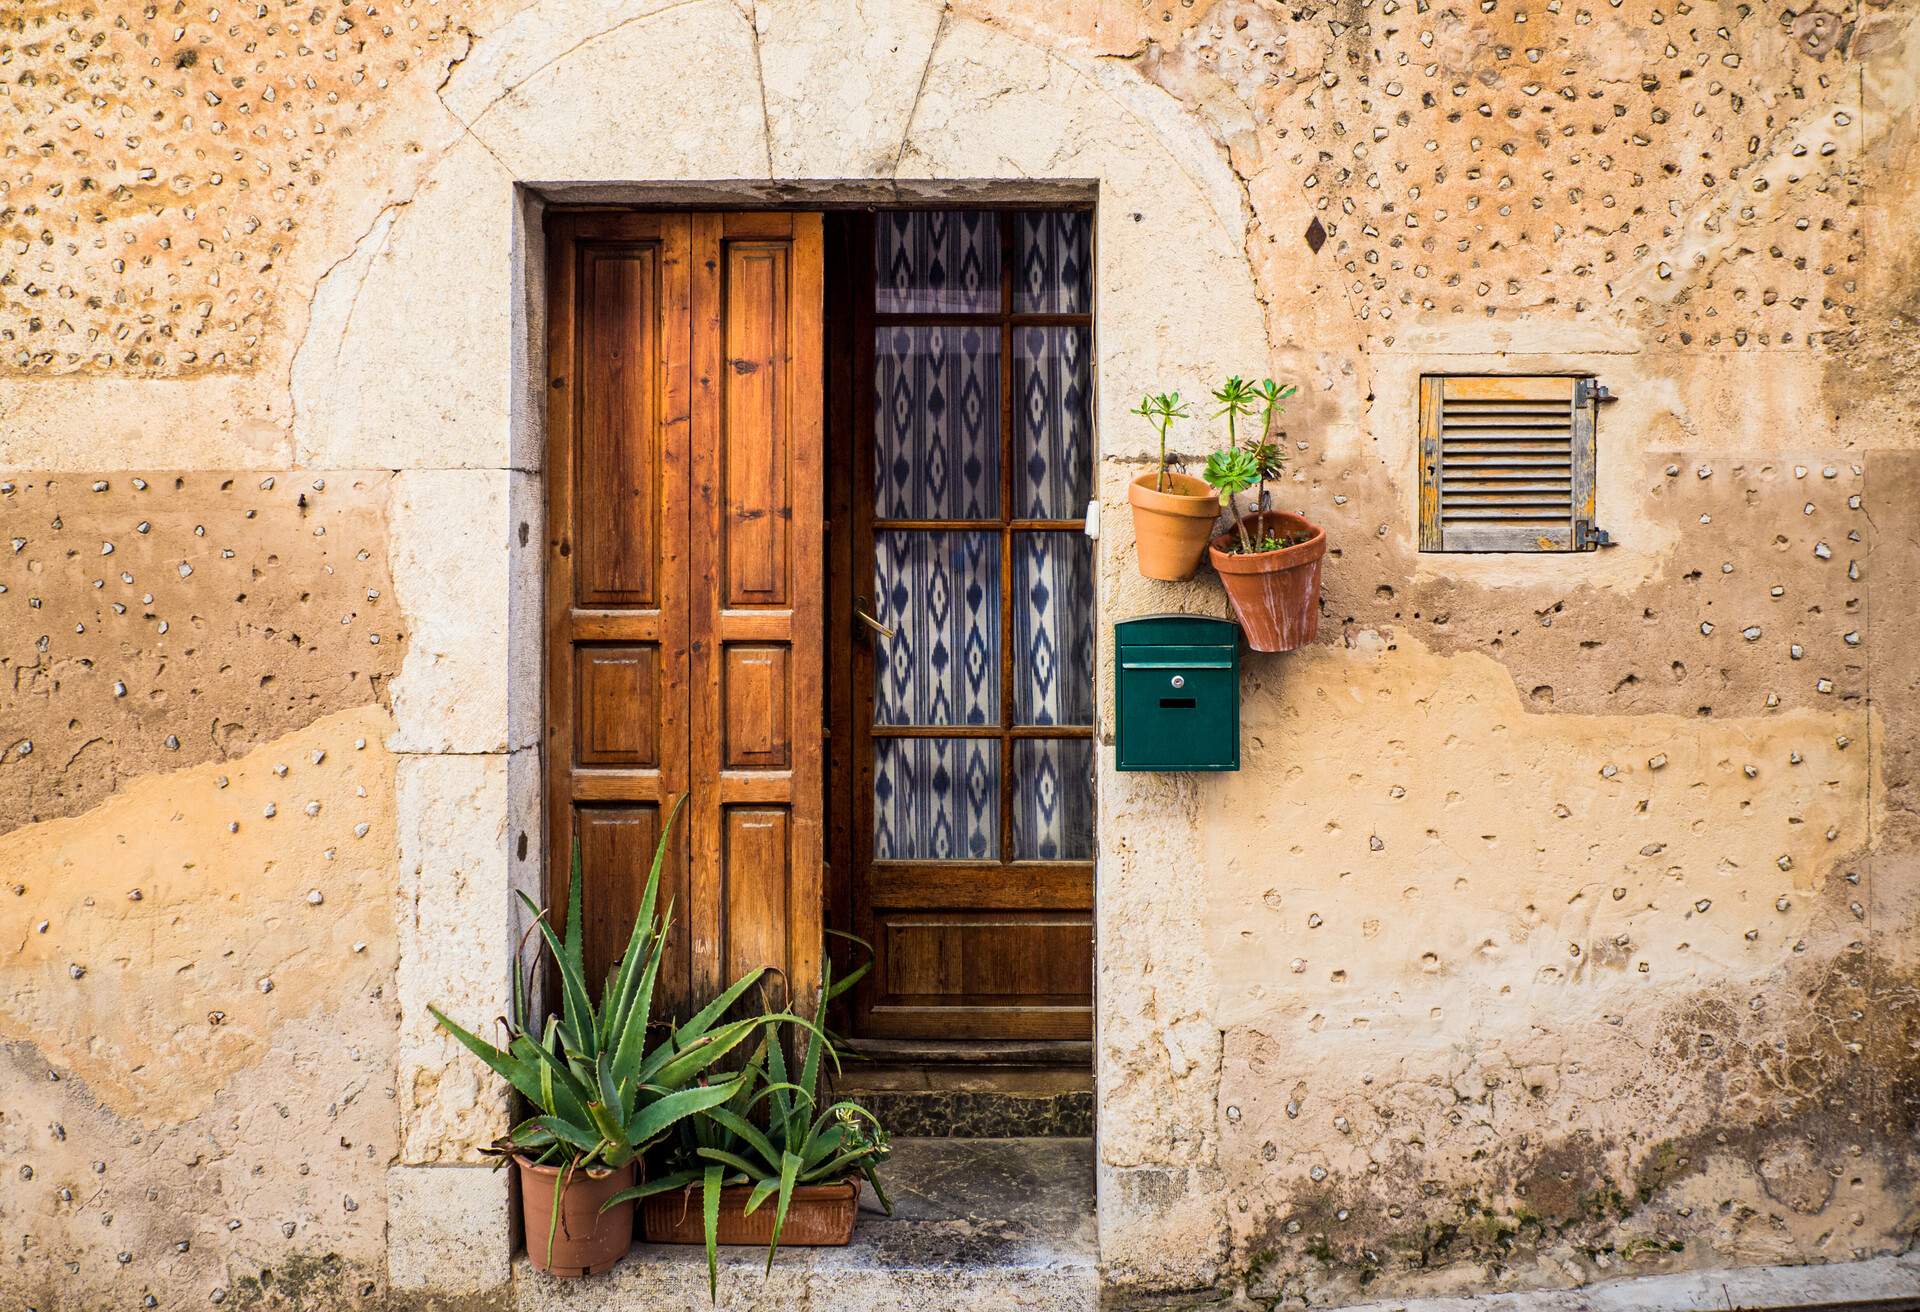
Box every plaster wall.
[1,0,1915,1308]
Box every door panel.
[574,803,691,1013]
[718,239,793,606]
[574,644,660,767]
[689,211,824,1011]
[837,209,1096,1042]
[576,244,668,607]
[880,913,1094,1004]
[720,645,792,769]
[547,210,824,1018]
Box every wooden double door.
[546,208,1094,1041]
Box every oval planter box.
[1208,510,1327,653]
[1128,471,1220,581]
[516,1156,637,1278]
[641,1178,861,1248]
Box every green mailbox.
[1115,615,1241,772]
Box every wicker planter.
[1128,471,1220,581]
[516,1156,637,1277]
[641,1177,862,1248]
[1208,510,1327,653]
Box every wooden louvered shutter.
[1419,375,1599,552]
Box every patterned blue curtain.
[1015,326,1092,517]
[873,739,1000,861]
[1013,533,1094,726]
[876,210,999,313]
[1013,739,1094,860]
[1015,211,1092,313]
[872,530,1000,727]
[873,326,998,519]
[870,211,1094,866]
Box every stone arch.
[352,1,1265,1294]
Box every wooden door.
[832,210,1097,1041]
[546,211,824,1015]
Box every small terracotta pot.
[1208,510,1327,653]
[1128,471,1221,581]
[642,1177,862,1248]
[516,1156,637,1277]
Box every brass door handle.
[855,607,894,640]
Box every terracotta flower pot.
[516,1156,637,1277]
[1128,471,1221,581]
[641,1177,862,1248]
[1208,510,1327,653]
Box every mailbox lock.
[1170,675,1186,689]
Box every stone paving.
[514,1138,1098,1312]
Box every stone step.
[839,1088,1094,1138]
[513,1137,1097,1312]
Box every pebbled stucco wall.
[2,0,1916,1308]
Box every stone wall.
[1,0,1915,1308]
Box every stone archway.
[310,1,1270,1294]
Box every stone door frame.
[346,2,1270,1295]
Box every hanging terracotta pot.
[1208,510,1326,653]
[1128,471,1221,581]
[516,1156,637,1277]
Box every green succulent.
[1211,375,1261,443]
[429,797,794,1267]
[1249,377,1297,505]
[1202,446,1260,498]
[610,951,892,1299]
[1130,390,1192,491]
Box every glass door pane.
[1014,325,1093,518]
[875,210,1001,313]
[873,738,1001,860]
[874,325,1000,519]
[1012,738,1095,860]
[871,530,1001,727]
[1013,532,1094,726]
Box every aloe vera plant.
[428,797,787,1266]
[607,955,893,1298]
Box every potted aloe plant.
[429,799,782,1277]
[1125,390,1219,580]
[619,954,892,1299]
[1203,376,1327,652]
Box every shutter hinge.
[1574,378,1616,405]
[1574,519,1614,551]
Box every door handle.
[854,607,894,640]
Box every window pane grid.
[870,210,1095,868]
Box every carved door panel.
[546,211,825,1013]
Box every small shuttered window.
[1418,375,1601,553]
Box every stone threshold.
[1297,1251,1920,1312]
[512,1137,1096,1312]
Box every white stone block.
[294,137,518,470]
[754,0,947,178]
[395,752,514,1161]
[387,1163,513,1292]
[466,0,768,183]
[388,469,512,755]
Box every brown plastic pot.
[1128,471,1221,581]
[516,1156,637,1277]
[641,1177,861,1248]
[1208,510,1327,653]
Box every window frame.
[862,208,1098,864]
